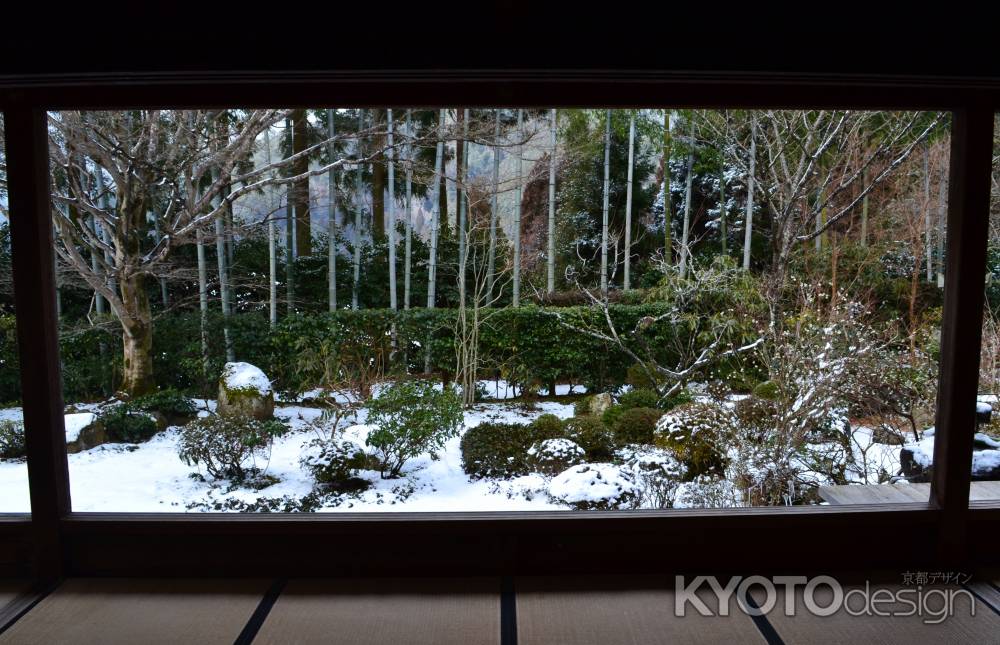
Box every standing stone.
[217,362,274,420]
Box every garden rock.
[901,432,1000,482]
[218,362,274,420]
[588,392,613,417]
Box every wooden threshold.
[820,481,1000,505]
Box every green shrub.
[618,388,660,410]
[99,405,159,443]
[563,416,615,461]
[653,402,731,479]
[528,438,586,475]
[178,415,288,480]
[0,420,25,460]
[733,396,779,442]
[131,388,197,423]
[574,395,594,417]
[365,380,464,478]
[660,388,694,411]
[612,407,662,445]
[601,404,625,429]
[460,421,535,479]
[529,414,566,441]
[300,438,370,489]
[625,362,662,391]
[752,380,780,400]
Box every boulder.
[588,392,614,417]
[66,413,105,454]
[217,362,274,420]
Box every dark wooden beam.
[931,107,995,564]
[5,107,70,581]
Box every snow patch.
[221,362,272,395]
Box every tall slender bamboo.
[512,109,523,306]
[353,110,365,309]
[937,161,947,283]
[742,116,756,271]
[924,143,933,282]
[487,109,500,302]
[212,168,235,362]
[284,117,295,313]
[718,162,727,255]
[679,121,695,279]
[404,109,414,310]
[623,111,635,290]
[548,108,558,293]
[601,110,611,295]
[327,108,338,312]
[427,109,445,310]
[264,127,277,326]
[387,108,398,310]
[458,108,470,306]
[663,110,673,264]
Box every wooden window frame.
[2,71,999,580]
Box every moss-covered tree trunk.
[119,272,155,396]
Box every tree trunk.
[458,108,469,307]
[488,109,500,302]
[548,108,558,293]
[924,142,933,282]
[387,108,398,310]
[327,108,338,311]
[601,109,611,296]
[264,126,277,326]
[937,159,947,283]
[212,169,235,363]
[427,109,445,310]
[742,116,756,271]
[718,162,727,256]
[120,273,155,396]
[196,228,210,376]
[292,109,312,257]
[404,110,414,310]
[663,110,673,264]
[371,109,386,243]
[353,110,365,309]
[624,111,635,290]
[861,166,869,247]
[512,109,524,306]
[679,121,694,280]
[284,117,295,313]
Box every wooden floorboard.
[516,576,765,645]
[253,578,501,645]
[756,583,1000,644]
[0,578,267,645]
[818,481,1000,505]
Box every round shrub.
[365,380,464,478]
[617,444,687,508]
[653,403,731,479]
[752,380,780,400]
[300,437,370,490]
[601,404,626,429]
[618,388,660,410]
[0,420,25,460]
[178,415,288,481]
[612,407,663,445]
[99,406,159,443]
[130,389,197,424]
[548,463,638,510]
[563,416,615,461]
[573,395,594,417]
[460,422,534,479]
[733,396,779,442]
[530,414,566,442]
[528,438,585,475]
[660,387,694,412]
[626,362,662,390]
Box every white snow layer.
[221,362,272,395]
[548,463,636,505]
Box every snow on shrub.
[617,444,686,509]
[563,416,615,461]
[299,437,370,490]
[178,415,288,481]
[528,438,585,475]
[0,420,25,460]
[548,463,637,510]
[654,402,731,478]
[673,475,738,508]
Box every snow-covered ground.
[0,398,576,513]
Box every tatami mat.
[0,578,267,645]
[515,576,766,645]
[0,580,28,614]
[754,582,1000,644]
[253,578,501,645]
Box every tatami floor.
[1,575,999,644]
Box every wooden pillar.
[5,107,70,581]
[930,107,994,564]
